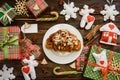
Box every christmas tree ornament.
[33,4,40,11]
[79,5,95,30]
[21,55,39,80]
[60,0,79,21]
[41,58,48,65]
[69,62,76,69]
[100,0,120,45]
[0,64,15,80]
[14,0,29,16]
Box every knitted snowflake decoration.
[60,2,79,21]
[100,4,119,21]
[0,65,15,80]
[14,0,29,16]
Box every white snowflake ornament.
[60,2,79,21]
[0,64,15,80]
[100,4,119,21]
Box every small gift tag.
[21,23,38,33]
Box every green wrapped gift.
[83,45,120,80]
[0,3,17,26]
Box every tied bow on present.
[87,51,120,80]
[0,36,19,59]
[0,36,18,48]
[0,8,14,24]
[0,27,19,60]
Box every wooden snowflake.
[14,0,29,16]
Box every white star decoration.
[0,64,15,80]
[60,2,79,21]
[100,4,119,21]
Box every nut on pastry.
[46,29,81,52]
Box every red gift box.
[20,38,41,59]
[26,0,48,17]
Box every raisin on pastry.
[46,29,81,52]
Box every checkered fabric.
[20,38,41,59]
[26,0,48,17]
[0,3,17,26]
[83,46,120,80]
[0,27,21,60]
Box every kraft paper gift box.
[26,0,48,17]
[83,45,120,80]
[0,27,21,60]
[0,3,17,26]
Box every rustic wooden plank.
[0,0,120,80]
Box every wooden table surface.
[0,0,120,80]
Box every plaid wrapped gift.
[0,3,17,26]
[83,46,120,80]
[0,27,21,60]
[26,0,48,17]
[20,38,41,59]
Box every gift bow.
[0,8,14,24]
[87,51,120,80]
[0,36,18,47]
[0,36,18,59]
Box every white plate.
[43,24,83,64]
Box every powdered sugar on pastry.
[46,29,81,52]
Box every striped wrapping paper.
[0,3,17,26]
[83,46,120,80]
[0,27,21,60]
[20,38,41,59]
[26,0,48,17]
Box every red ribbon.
[87,51,120,80]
